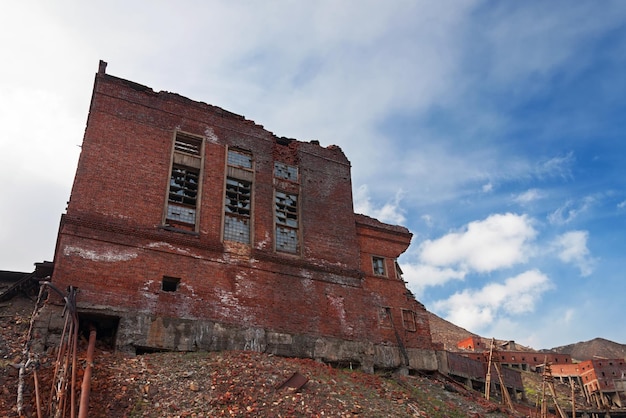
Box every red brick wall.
[50,67,433,353]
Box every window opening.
[224,178,251,243]
[275,191,299,253]
[274,162,298,181]
[224,149,253,244]
[165,132,203,230]
[228,149,252,168]
[401,309,416,331]
[174,133,202,155]
[372,256,386,276]
[162,276,180,292]
[167,165,199,225]
[394,261,404,280]
[78,313,120,350]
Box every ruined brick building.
[35,61,437,372]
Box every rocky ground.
[1,294,524,417]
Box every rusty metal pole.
[70,314,79,418]
[34,368,43,418]
[78,328,97,418]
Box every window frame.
[164,131,204,232]
[372,256,386,277]
[223,148,254,244]
[274,190,300,254]
[401,309,417,332]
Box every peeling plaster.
[63,245,138,262]
[145,242,201,258]
[255,231,271,250]
[180,282,197,297]
[301,277,314,294]
[214,288,254,323]
[204,126,219,143]
[327,294,353,336]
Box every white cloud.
[432,269,552,332]
[418,213,536,273]
[551,230,595,276]
[400,263,466,299]
[513,188,544,205]
[353,184,407,225]
[421,214,434,227]
[618,200,626,209]
[548,196,594,225]
[482,182,493,193]
[535,152,575,180]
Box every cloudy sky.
[2,1,625,349]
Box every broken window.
[372,256,386,276]
[174,134,202,155]
[165,132,203,231]
[224,149,254,244]
[228,149,252,169]
[401,309,416,332]
[162,276,180,292]
[224,178,251,243]
[275,191,299,253]
[378,307,393,328]
[274,162,298,181]
[394,260,404,280]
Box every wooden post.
[485,338,494,400]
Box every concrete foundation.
[33,303,437,373]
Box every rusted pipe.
[70,315,79,418]
[34,368,42,418]
[78,328,97,418]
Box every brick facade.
[39,62,436,372]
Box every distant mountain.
[546,338,626,361]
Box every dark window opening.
[78,313,120,350]
[162,276,180,292]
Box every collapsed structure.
[34,61,437,372]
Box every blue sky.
[1,1,625,349]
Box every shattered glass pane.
[167,203,196,224]
[276,226,298,253]
[228,149,252,169]
[224,215,250,244]
[274,162,298,181]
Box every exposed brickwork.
[45,62,435,371]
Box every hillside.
[548,337,626,361]
[427,311,478,350]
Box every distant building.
[456,337,572,371]
[552,358,626,408]
[34,61,437,372]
